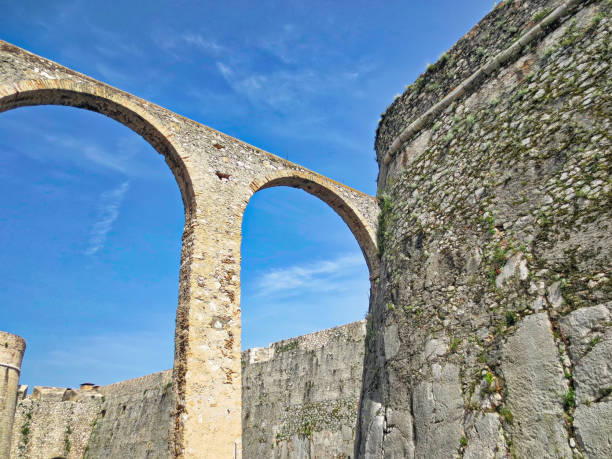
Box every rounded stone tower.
[0,331,26,459]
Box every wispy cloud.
[252,253,365,298]
[215,61,319,112]
[242,252,370,348]
[42,133,131,173]
[89,26,143,60]
[182,33,225,54]
[154,30,225,61]
[85,181,130,256]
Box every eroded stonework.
[9,323,365,459]
[358,0,611,457]
[1,0,610,457]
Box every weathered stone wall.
[242,320,365,459]
[358,1,611,457]
[376,0,567,160]
[85,371,174,458]
[11,386,103,459]
[9,321,365,458]
[10,371,174,459]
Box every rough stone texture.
[9,372,174,459]
[573,401,612,458]
[412,363,464,459]
[501,313,571,458]
[560,302,612,402]
[10,387,102,459]
[359,1,611,458]
[242,321,365,459]
[85,371,174,458]
[0,34,378,458]
[8,322,365,458]
[375,0,568,160]
[0,332,25,459]
[560,302,612,457]
[2,0,612,457]
[463,412,506,459]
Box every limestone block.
[574,401,612,459]
[573,328,612,403]
[412,363,463,459]
[559,302,611,361]
[501,313,572,458]
[362,400,384,459]
[463,412,506,459]
[382,407,415,459]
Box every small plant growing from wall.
[64,424,72,455]
[18,406,33,457]
[563,388,576,411]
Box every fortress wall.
[359,1,611,457]
[242,320,366,459]
[10,387,102,459]
[9,321,365,458]
[9,371,174,459]
[84,370,174,458]
[375,0,566,159]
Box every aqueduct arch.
[0,81,195,213]
[0,39,379,458]
[246,169,379,274]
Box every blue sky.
[0,0,493,388]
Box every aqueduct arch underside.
[0,40,379,458]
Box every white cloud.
[154,30,225,61]
[216,61,232,78]
[182,33,225,54]
[42,133,131,173]
[85,181,130,256]
[216,61,318,112]
[252,253,365,298]
[95,62,132,85]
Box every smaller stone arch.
[247,168,379,275]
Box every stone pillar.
[172,205,244,459]
[0,331,25,459]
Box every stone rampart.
[358,0,611,457]
[376,0,567,159]
[242,320,366,458]
[9,321,365,458]
[9,371,174,459]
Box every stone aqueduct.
[0,40,379,457]
[3,0,612,457]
